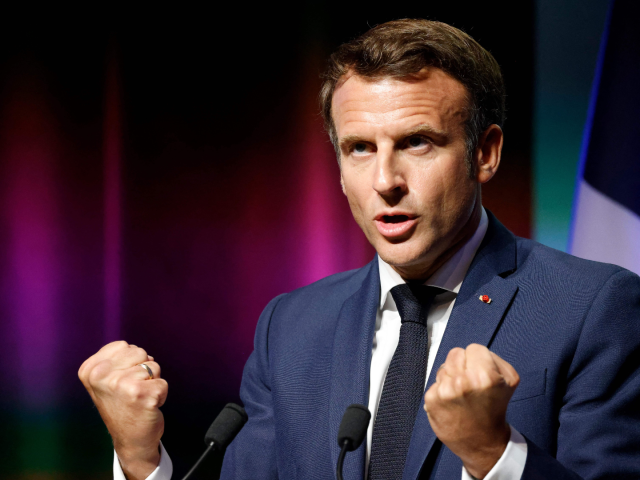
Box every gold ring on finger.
[137,363,153,379]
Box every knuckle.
[453,375,467,392]
[88,360,111,386]
[425,386,438,405]
[107,372,125,393]
[467,343,486,354]
[512,372,521,386]
[86,367,99,387]
[447,347,463,360]
[123,381,143,401]
[126,346,149,364]
[438,378,456,400]
[145,392,161,409]
[78,361,89,382]
[110,340,129,351]
[146,382,168,409]
[109,373,138,399]
[439,385,457,401]
[472,369,494,390]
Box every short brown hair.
[319,19,506,173]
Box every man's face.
[332,68,481,277]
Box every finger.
[464,344,499,374]
[99,340,130,355]
[137,378,169,410]
[147,355,154,361]
[110,346,150,370]
[464,344,504,389]
[154,378,169,408]
[79,341,130,380]
[464,343,496,369]
[424,384,438,414]
[436,372,460,401]
[435,363,450,384]
[489,351,520,387]
[131,361,162,380]
[82,342,147,378]
[443,347,466,375]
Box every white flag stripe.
[570,180,640,275]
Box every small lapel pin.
[479,294,492,304]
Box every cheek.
[411,166,449,211]
[344,187,366,224]
[412,158,474,220]
[342,177,374,233]
[441,169,477,222]
[342,171,365,205]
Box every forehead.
[331,68,469,138]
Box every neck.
[392,198,483,282]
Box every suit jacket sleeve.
[220,294,286,480]
[522,269,640,480]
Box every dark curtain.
[0,3,533,478]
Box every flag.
[569,0,640,275]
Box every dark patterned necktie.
[368,284,445,480]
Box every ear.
[340,173,347,195]
[474,124,503,184]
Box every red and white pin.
[479,294,492,304]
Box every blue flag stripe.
[581,0,640,217]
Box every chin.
[375,240,429,269]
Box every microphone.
[336,404,371,480]
[181,403,248,480]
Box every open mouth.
[375,214,416,238]
[382,214,410,224]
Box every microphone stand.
[336,439,350,480]
[181,403,248,480]
[181,442,215,480]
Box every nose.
[372,149,407,203]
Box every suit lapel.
[403,213,520,480]
[329,257,380,480]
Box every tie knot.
[390,284,446,325]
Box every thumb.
[489,351,520,388]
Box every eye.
[353,142,368,153]
[407,136,428,148]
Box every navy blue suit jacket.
[221,213,640,479]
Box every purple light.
[103,50,122,343]
[3,77,61,409]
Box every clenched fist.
[78,341,168,480]
[424,344,519,479]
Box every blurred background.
[0,0,616,478]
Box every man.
[79,19,640,479]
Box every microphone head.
[337,404,371,451]
[204,403,248,449]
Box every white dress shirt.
[115,207,526,480]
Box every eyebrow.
[338,123,449,151]
[338,134,368,151]
[402,124,448,140]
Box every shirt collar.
[377,207,489,309]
